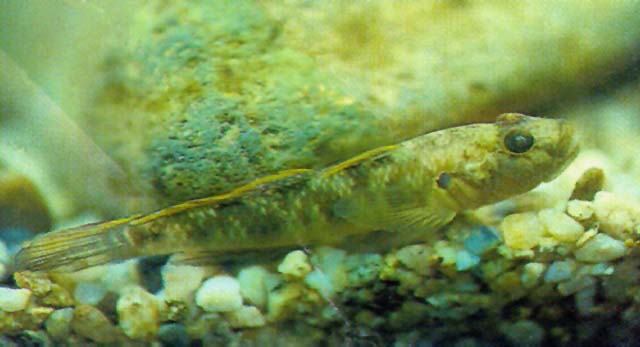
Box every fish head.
[444,113,579,209]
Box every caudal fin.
[14,216,140,272]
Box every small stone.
[455,250,481,271]
[593,191,640,239]
[158,323,190,347]
[72,304,120,343]
[566,200,594,221]
[45,308,74,341]
[501,212,544,250]
[539,209,584,243]
[14,271,51,296]
[433,241,457,266]
[0,288,31,312]
[558,276,596,296]
[502,320,545,347]
[195,276,243,312]
[14,271,74,307]
[266,283,304,321]
[102,260,142,295]
[576,228,598,247]
[521,262,546,289]
[396,244,431,276]
[117,286,159,340]
[227,305,266,328]
[464,226,500,255]
[278,250,312,279]
[345,253,383,287]
[310,247,348,293]
[575,233,626,263]
[74,282,107,305]
[237,266,269,308]
[162,264,206,302]
[544,260,576,283]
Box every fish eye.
[436,172,451,189]
[504,129,534,154]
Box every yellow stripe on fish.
[15,113,579,272]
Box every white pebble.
[117,286,159,340]
[196,276,243,312]
[593,191,640,239]
[566,200,594,221]
[227,305,266,328]
[500,212,544,250]
[74,282,107,305]
[162,264,206,302]
[238,266,269,308]
[0,287,31,312]
[539,209,584,243]
[278,250,312,278]
[575,233,626,263]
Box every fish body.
[15,113,579,271]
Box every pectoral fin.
[334,188,456,233]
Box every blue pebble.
[543,260,576,283]
[464,226,500,255]
[456,250,481,271]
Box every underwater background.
[1,1,640,346]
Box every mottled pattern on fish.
[15,114,579,271]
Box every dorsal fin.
[321,145,398,177]
[131,169,312,226]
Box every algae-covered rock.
[58,0,640,205]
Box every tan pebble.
[162,264,205,302]
[575,233,626,263]
[539,209,584,243]
[593,191,640,240]
[500,212,544,250]
[566,200,594,221]
[72,304,120,343]
[0,288,31,312]
[227,305,266,328]
[278,250,312,279]
[576,229,597,248]
[266,283,304,321]
[14,271,52,296]
[117,286,159,340]
[396,245,431,276]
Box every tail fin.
[14,216,141,272]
